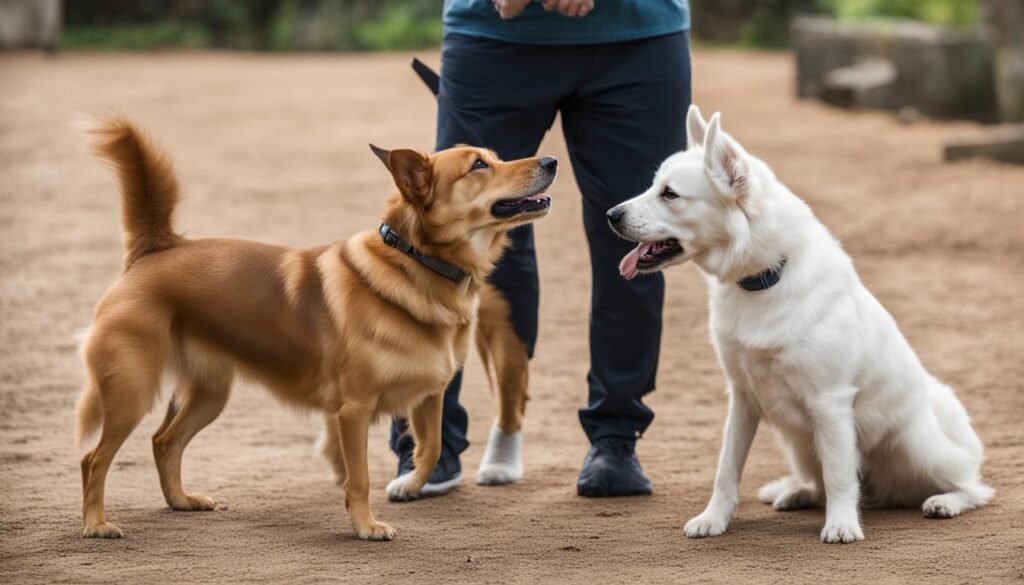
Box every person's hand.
[492,0,532,20]
[542,0,595,18]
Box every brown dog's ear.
[378,148,432,207]
[369,143,392,171]
[370,145,432,206]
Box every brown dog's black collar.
[379,223,469,284]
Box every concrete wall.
[792,16,996,121]
[0,0,61,51]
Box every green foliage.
[352,6,444,52]
[57,0,982,52]
[61,22,209,50]
[691,0,821,48]
[691,0,979,48]
[826,0,978,26]
[61,0,441,52]
[266,1,442,52]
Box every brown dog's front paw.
[356,521,396,541]
[170,493,217,511]
[83,522,124,539]
[355,520,396,541]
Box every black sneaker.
[576,437,653,497]
[394,447,462,499]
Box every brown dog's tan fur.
[475,285,529,435]
[75,117,554,540]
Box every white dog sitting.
[607,106,993,544]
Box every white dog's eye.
[471,158,488,171]
[661,187,680,201]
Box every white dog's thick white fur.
[610,106,993,543]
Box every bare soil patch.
[1,50,1022,584]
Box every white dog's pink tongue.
[619,242,653,280]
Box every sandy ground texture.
[1,49,1022,584]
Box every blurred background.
[0,0,982,51]
[0,0,987,50]
[2,2,1023,583]
[2,1,1021,135]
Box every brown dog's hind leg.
[492,337,529,436]
[476,285,529,435]
[318,413,347,485]
[81,335,164,538]
[152,369,232,511]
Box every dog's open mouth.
[491,192,552,218]
[619,239,684,280]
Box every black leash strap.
[411,57,487,148]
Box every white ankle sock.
[476,423,523,485]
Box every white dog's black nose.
[607,206,625,225]
[539,156,558,172]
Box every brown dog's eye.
[661,187,679,201]
[471,158,488,171]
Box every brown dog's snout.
[539,156,558,172]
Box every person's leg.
[389,33,570,491]
[560,31,692,495]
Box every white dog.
[607,106,993,544]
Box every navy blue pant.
[391,31,692,460]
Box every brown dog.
[75,117,556,540]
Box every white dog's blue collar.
[738,257,787,292]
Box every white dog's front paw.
[922,493,965,518]
[385,472,422,503]
[683,510,730,538]
[820,521,864,544]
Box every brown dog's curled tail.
[86,116,182,269]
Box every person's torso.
[443,0,689,45]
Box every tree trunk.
[985,0,1024,122]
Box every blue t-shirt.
[443,0,690,45]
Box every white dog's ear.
[703,113,751,199]
[686,105,707,150]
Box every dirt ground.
[1,49,1022,584]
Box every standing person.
[390,0,691,497]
